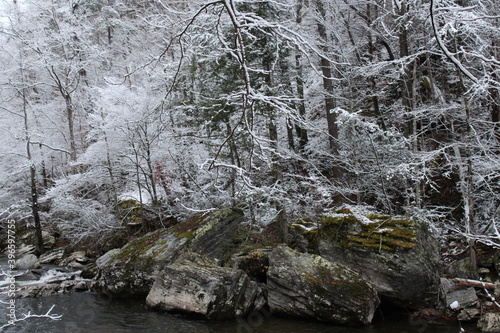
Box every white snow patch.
[291,223,318,232]
[449,300,460,310]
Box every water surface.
[0,292,480,333]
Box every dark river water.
[0,290,483,333]
[0,255,480,333]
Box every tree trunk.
[398,1,414,138]
[294,54,309,150]
[263,62,278,150]
[103,131,119,213]
[411,61,422,208]
[314,0,341,178]
[129,129,144,209]
[455,32,477,272]
[145,146,158,204]
[226,120,237,204]
[64,94,77,162]
[491,71,500,143]
[286,118,296,152]
[22,90,44,255]
[50,66,78,163]
[294,0,309,151]
[41,154,48,188]
[14,1,44,254]
[464,97,477,272]
[30,163,44,255]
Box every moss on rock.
[294,211,419,253]
[267,246,380,325]
[290,209,440,309]
[93,208,245,298]
[118,199,143,226]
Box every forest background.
[0,0,498,263]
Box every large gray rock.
[293,211,440,308]
[92,232,188,297]
[17,280,91,298]
[60,251,91,269]
[445,287,478,309]
[92,208,244,298]
[146,253,265,319]
[16,280,91,298]
[266,246,380,325]
[15,254,40,270]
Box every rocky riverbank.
[5,207,500,332]
[0,252,92,298]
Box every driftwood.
[451,278,495,290]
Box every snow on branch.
[430,0,479,84]
[0,305,62,329]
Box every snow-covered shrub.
[48,194,122,245]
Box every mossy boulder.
[92,208,244,298]
[266,246,380,325]
[15,254,41,270]
[146,252,265,319]
[118,199,143,226]
[292,210,439,308]
[92,230,186,297]
[171,207,245,260]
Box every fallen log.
[451,278,495,290]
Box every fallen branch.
[0,304,62,329]
[452,278,495,290]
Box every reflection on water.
[0,292,480,333]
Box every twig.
[0,304,62,329]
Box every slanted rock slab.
[445,287,478,309]
[92,208,244,298]
[39,248,66,265]
[92,232,187,297]
[266,246,380,325]
[146,252,265,319]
